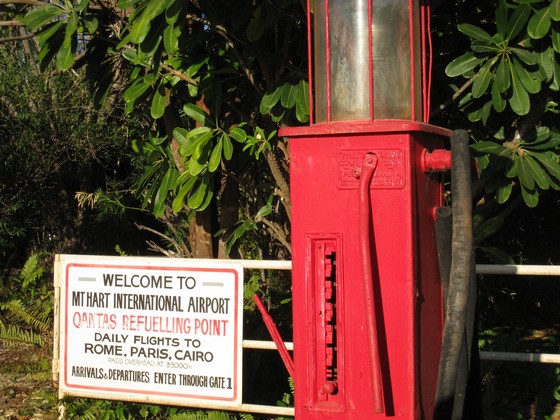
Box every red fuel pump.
[279,1,478,419]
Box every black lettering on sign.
[84,342,124,356]
[130,346,168,359]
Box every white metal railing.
[476,264,560,364]
[238,261,560,416]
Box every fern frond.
[1,299,51,333]
[0,323,43,347]
[18,252,45,289]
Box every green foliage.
[16,0,305,258]
[446,0,560,207]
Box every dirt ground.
[0,347,58,420]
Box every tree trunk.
[163,96,216,258]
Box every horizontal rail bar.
[480,351,560,364]
[233,261,560,276]
[243,339,294,351]
[231,259,292,270]
[227,403,294,416]
[476,264,560,276]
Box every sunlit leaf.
[508,60,530,115]
[22,5,64,30]
[472,58,496,98]
[506,3,530,40]
[445,53,485,77]
[260,87,283,114]
[208,138,222,172]
[458,23,493,42]
[183,103,214,127]
[280,82,298,109]
[528,6,552,39]
[229,127,247,143]
[150,83,166,119]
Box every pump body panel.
[288,125,448,419]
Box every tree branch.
[430,77,475,119]
[0,31,35,42]
[0,0,45,5]
[0,20,21,26]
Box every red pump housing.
[281,1,453,418]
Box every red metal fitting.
[423,149,452,172]
[322,381,338,395]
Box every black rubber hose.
[434,129,474,419]
[435,206,453,306]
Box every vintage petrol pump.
[280,1,477,419]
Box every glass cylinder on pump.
[313,0,423,122]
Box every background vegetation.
[0,0,560,418]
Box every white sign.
[55,255,243,407]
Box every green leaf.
[150,83,166,119]
[518,155,535,190]
[531,151,560,181]
[260,87,283,114]
[280,82,298,109]
[37,21,64,47]
[520,183,539,207]
[495,58,511,92]
[56,38,76,70]
[552,25,560,53]
[458,23,493,42]
[163,22,178,54]
[445,53,485,77]
[513,57,541,94]
[506,3,531,40]
[130,15,152,44]
[508,60,531,115]
[208,138,222,172]
[124,77,151,104]
[63,14,78,48]
[247,6,264,41]
[229,127,247,143]
[510,47,537,65]
[165,0,183,24]
[471,41,500,54]
[174,127,189,147]
[481,99,492,125]
[524,154,550,189]
[172,175,197,213]
[22,5,64,31]
[477,246,514,264]
[472,58,496,98]
[471,141,508,155]
[222,134,233,160]
[187,174,210,209]
[183,103,214,127]
[295,79,310,123]
[188,157,206,176]
[496,181,513,203]
[84,16,99,34]
[528,6,552,39]
[183,128,212,157]
[153,167,174,217]
[496,0,508,37]
[492,78,507,112]
[539,47,555,80]
[552,0,560,21]
[118,0,141,7]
